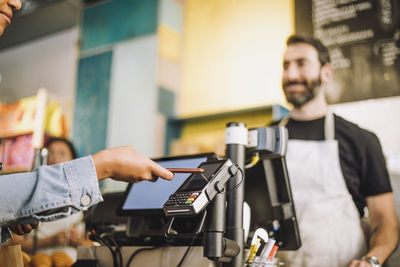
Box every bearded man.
[274,35,398,267]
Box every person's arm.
[1,156,103,228]
[92,146,173,182]
[364,193,398,262]
[1,146,173,242]
[348,193,399,267]
[347,130,398,267]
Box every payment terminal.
[163,159,237,217]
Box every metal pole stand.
[224,122,247,267]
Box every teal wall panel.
[72,51,112,157]
[81,0,158,51]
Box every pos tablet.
[117,153,217,216]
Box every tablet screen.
[118,153,215,215]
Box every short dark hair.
[286,35,331,66]
[45,137,78,159]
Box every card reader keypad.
[165,192,200,206]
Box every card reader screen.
[178,162,223,192]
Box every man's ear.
[320,63,333,83]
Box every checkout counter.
[79,123,301,267]
[77,246,213,267]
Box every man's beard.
[282,77,322,108]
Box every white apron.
[278,111,367,267]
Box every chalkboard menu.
[295,0,400,104]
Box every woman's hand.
[92,146,174,183]
[9,222,39,235]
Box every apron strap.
[278,116,290,126]
[324,109,335,141]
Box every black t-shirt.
[272,114,392,217]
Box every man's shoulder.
[334,114,380,144]
[334,114,359,129]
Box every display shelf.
[0,130,34,139]
[0,89,47,174]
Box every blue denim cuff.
[10,156,103,224]
[63,155,103,211]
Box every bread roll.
[51,252,74,267]
[31,253,51,267]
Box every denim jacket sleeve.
[0,156,103,244]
